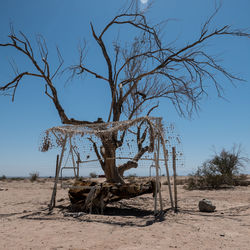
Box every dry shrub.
[127,173,137,178]
[89,172,97,178]
[126,174,138,184]
[163,178,188,186]
[185,145,249,190]
[9,177,24,181]
[0,175,7,181]
[29,172,39,182]
[185,174,227,190]
[176,178,188,185]
[233,174,250,186]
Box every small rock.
[199,199,216,212]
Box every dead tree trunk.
[102,140,124,184]
[69,179,157,213]
[98,132,124,184]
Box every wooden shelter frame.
[46,117,177,215]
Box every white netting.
[40,116,156,152]
[40,116,183,177]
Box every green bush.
[186,145,249,190]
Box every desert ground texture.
[1,177,250,250]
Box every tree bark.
[100,134,124,184]
[68,179,157,213]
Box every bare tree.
[1,2,249,183]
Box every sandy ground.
[1,177,250,250]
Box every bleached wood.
[49,135,68,210]
[160,133,174,208]
[172,147,178,212]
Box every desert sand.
[1,177,250,250]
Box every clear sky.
[0,0,249,177]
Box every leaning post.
[69,136,77,178]
[160,131,174,209]
[49,154,59,210]
[49,134,68,211]
[154,118,163,215]
[172,146,178,212]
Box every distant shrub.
[126,173,137,183]
[127,173,137,178]
[235,174,248,181]
[0,175,6,180]
[185,174,226,190]
[185,145,249,190]
[233,174,250,186]
[176,178,188,185]
[89,172,97,178]
[29,172,39,182]
[9,177,24,181]
[163,177,188,186]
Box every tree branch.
[88,137,105,171]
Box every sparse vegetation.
[29,172,39,182]
[186,145,249,190]
[162,177,188,186]
[89,172,97,178]
[8,177,25,181]
[234,174,250,186]
[126,173,138,183]
[0,175,7,180]
[127,173,137,178]
[1,1,250,184]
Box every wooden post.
[160,133,174,208]
[154,119,163,215]
[49,135,68,211]
[156,127,163,213]
[49,154,59,210]
[69,136,77,178]
[76,153,80,179]
[172,147,178,212]
[153,152,158,215]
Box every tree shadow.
[103,205,153,217]
[19,204,171,227]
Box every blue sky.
[0,0,249,177]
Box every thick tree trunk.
[103,144,124,184]
[68,179,157,213]
[101,135,124,184]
